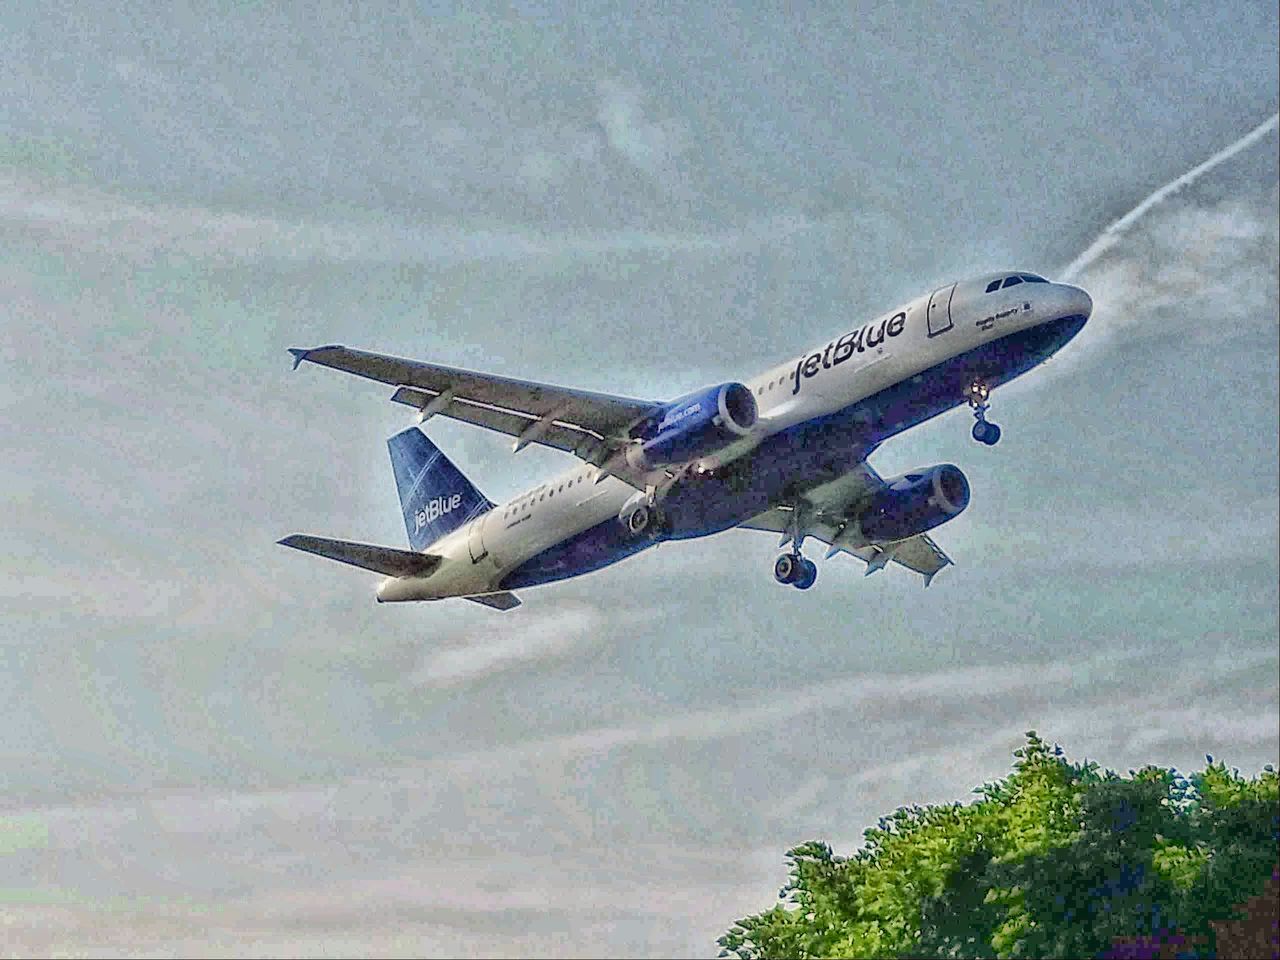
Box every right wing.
[738,462,953,585]
[289,345,661,465]
[278,535,442,578]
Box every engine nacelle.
[858,464,970,543]
[626,382,757,471]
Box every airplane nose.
[1068,284,1093,319]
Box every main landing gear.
[966,379,1001,446]
[774,501,818,589]
[774,552,818,590]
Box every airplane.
[280,271,1092,610]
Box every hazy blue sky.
[2,3,1277,956]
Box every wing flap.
[389,386,606,460]
[278,534,442,578]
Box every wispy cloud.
[595,81,689,177]
[464,658,1086,762]
[407,602,604,689]
[0,171,736,267]
[1062,114,1278,281]
[1018,186,1278,388]
[1042,116,1279,378]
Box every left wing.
[289,345,661,464]
[738,463,953,586]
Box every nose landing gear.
[966,379,1001,446]
[774,553,818,590]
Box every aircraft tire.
[627,505,651,535]
[774,554,799,584]
[794,558,818,590]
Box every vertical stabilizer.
[388,428,493,551]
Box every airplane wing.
[737,462,953,586]
[288,345,661,464]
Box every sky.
[1,2,1277,956]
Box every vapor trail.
[1062,113,1278,280]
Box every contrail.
[1062,112,1278,281]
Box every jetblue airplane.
[281,272,1091,610]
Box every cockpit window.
[987,273,1048,292]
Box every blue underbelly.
[499,314,1087,589]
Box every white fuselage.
[377,274,1092,602]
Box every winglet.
[287,344,344,370]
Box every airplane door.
[927,284,956,337]
[467,515,487,563]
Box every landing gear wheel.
[972,420,1001,445]
[967,379,1001,446]
[793,558,818,590]
[627,505,651,535]
[774,553,800,585]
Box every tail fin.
[388,427,493,551]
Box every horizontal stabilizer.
[278,535,442,578]
[465,592,523,611]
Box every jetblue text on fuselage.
[415,493,463,532]
[791,312,907,394]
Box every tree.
[719,733,1279,959]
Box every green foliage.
[719,734,1279,959]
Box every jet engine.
[858,464,970,543]
[625,382,758,471]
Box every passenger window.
[985,279,1001,293]
[1002,276,1023,288]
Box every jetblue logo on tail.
[389,427,493,551]
[414,493,463,533]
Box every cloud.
[1062,114,1278,281]
[0,170,731,267]
[1043,117,1279,378]
[0,643,1272,958]
[595,82,688,176]
[406,602,604,689]
[459,657,1089,762]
